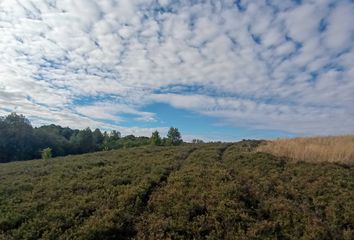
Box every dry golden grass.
[257,135,354,166]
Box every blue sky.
[0,0,354,141]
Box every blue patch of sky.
[43,92,298,140]
[153,84,294,110]
[154,84,207,95]
[33,73,44,81]
[264,0,281,14]
[154,84,260,99]
[226,34,238,47]
[284,35,303,51]
[0,107,13,113]
[39,56,69,69]
[188,13,197,30]
[319,18,327,32]
[251,34,262,45]
[26,95,50,109]
[275,35,303,64]
[72,95,121,106]
[334,48,352,58]
[117,103,212,131]
[323,63,346,72]
[122,103,296,140]
[234,0,246,12]
[291,0,302,5]
[309,71,318,84]
[153,5,176,15]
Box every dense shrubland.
[0,145,195,239]
[137,142,354,239]
[0,113,182,163]
[0,141,353,239]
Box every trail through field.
[125,147,198,240]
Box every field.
[0,141,353,239]
[257,135,354,166]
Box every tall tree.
[167,127,183,146]
[110,130,121,141]
[93,128,104,150]
[70,128,95,154]
[150,131,162,146]
[0,113,36,162]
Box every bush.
[41,147,52,160]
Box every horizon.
[1,0,354,141]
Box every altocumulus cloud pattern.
[0,0,354,138]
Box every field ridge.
[127,147,198,239]
[217,143,233,162]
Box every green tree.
[110,130,121,141]
[41,147,52,160]
[34,127,69,157]
[70,128,95,154]
[150,131,162,146]
[93,128,104,150]
[192,139,204,144]
[0,113,36,162]
[167,127,183,146]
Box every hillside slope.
[0,142,353,240]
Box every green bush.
[41,147,52,160]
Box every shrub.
[41,147,52,160]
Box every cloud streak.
[0,0,353,137]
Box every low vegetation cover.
[0,145,195,239]
[1,141,353,239]
[257,135,354,166]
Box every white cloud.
[75,102,156,123]
[323,2,354,50]
[0,0,353,137]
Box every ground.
[0,141,353,240]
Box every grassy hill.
[0,141,353,240]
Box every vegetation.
[0,113,183,163]
[191,139,205,144]
[150,131,162,146]
[1,141,353,239]
[167,127,183,146]
[257,135,354,166]
[41,148,52,160]
[0,145,195,239]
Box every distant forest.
[0,113,183,163]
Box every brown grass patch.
[257,135,354,166]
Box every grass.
[0,141,353,239]
[257,135,354,166]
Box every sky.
[0,0,354,141]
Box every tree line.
[0,113,183,163]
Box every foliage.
[150,131,162,146]
[192,139,204,144]
[167,127,183,146]
[137,142,354,240]
[0,145,195,239]
[0,113,183,163]
[0,113,37,162]
[0,142,353,239]
[70,127,96,154]
[41,147,52,160]
[92,129,104,149]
